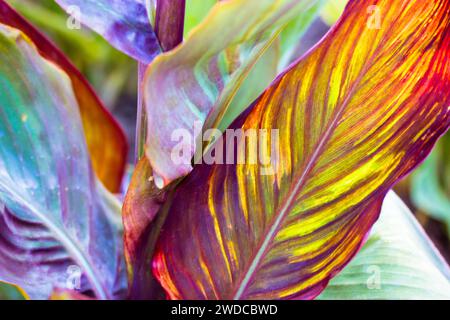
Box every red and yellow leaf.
[0,0,127,192]
[50,288,94,300]
[152,0,450,299]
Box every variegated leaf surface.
[0,25,126,300]
[152,0,450,299]
[0,0,127,192]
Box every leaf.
[122,158,169,299]
[50,288,94,300]
[55,0,161,64]
[411,139,450,235]
[0,25,126,299]
[143,0,326,188]
[0,282,26,300]
[0,0,127,192]
[152,0,450,300]
[318,191,450,299]
[278,0,326,70]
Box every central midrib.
[231,35,383,299]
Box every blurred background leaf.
[319,0,347,26]
[0,282,25,300]
[184,0,216,37]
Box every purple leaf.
[55,0,161,63]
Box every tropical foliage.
[0,0,449,300]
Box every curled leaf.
[0,0,127,192]
[152,0,450,299]
[55,0,161,64]
[0,25,126,299]
[143,0,326,187]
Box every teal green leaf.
[0,282,25,300]
[411,135,450,235]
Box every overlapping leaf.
[319,192,450,300]
[152,0,450,299]
[55,0,160,64]
[0,25,126,299]
[0,0,127,192]
[122,158,168,299]
[143,0,326,187]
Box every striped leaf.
[152,0,450,299]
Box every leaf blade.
[152,0,450,300]
[0,25,126,299]
[0,0,127,192]
[55,0,161,64]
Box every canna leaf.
[0,0,127,192]
[318,192,450,300]
[0,25,126,299]
[152,0,450,299]
[143,0,326,188]
[55,0,161,64]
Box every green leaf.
[184,0,216,37]
[411,134,450,235]
[0,282,25,300]
[318,192,450,300]
[320,0,347,26]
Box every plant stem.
[155,0,186,52]
[135,0,186,162]
[135,62,148,161]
